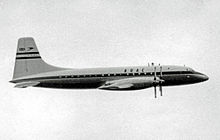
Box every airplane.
[10,37,209,98]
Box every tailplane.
[12,37,65,79]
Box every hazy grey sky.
[0,0,220,139]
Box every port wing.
[98,77,156,90]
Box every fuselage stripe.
[16,56,42,59]
[16,52,39,55]
[13,71,194,83]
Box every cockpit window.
[186,68,195,72]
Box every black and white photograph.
[0,0,219,139]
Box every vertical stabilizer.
[12,37,64,79]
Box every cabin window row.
[57,71,193,79]
[59,72,150,78]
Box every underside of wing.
[98,77,156,90]
[15,81,40,88]
[99,83,133,90]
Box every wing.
[14,81,40,88]
[99,83,134,90]
[98,77,156,90]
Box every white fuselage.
[11,65,208,90]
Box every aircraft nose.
[200,74,209,82]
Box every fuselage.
[10,65,209,90]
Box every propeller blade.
[159,85,162,96]
[160,66,163,96]
[154,86,157,98]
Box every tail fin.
[12,37,64,79]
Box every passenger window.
[124,69,127,72]
[130,69,133,72]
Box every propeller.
[153,66,157,98]
[159,66,163,96]
[153,65,164,98]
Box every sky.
[0,0,220,139]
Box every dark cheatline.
[16,56,41,60]
[16,52,39,55]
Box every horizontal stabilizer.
[15,81,40,88]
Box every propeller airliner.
[10,37,209,98]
